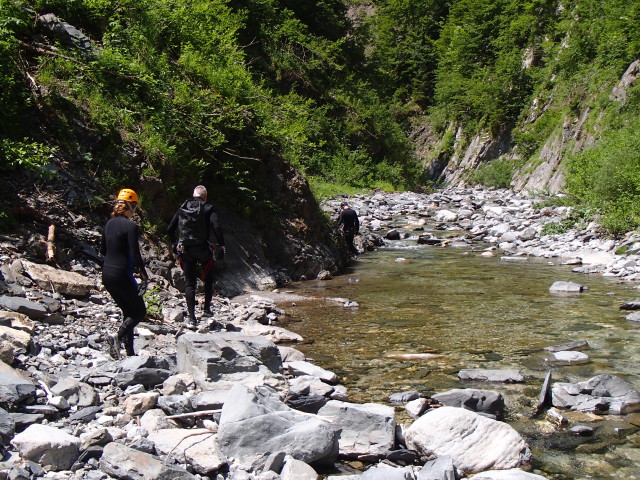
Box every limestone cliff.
[415,59,640,194]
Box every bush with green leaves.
[540,205,596,236]
[0,138,56,178]
[566,117,640,235]
[467,158,518,189]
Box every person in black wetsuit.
[338,201,360,258]
[100,188,148,358]
[167,185,225,326]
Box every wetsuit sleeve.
[355,213,360,233]
[209,209,225,246]
[129,223,148,278]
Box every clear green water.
[283,243,640,479]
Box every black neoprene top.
[166,197,225,246]
[101,215,147,275]
[338,207,360,231]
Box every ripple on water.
[283,246,640,480]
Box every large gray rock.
[51,377,100,407]
[0,296,46,319]
[100,441,195,480]
[11,424,81,471]
[217,384,340,471]
[432,389,505,419]
[286,361,338,384]
[115,355,174,388]
[0,407,15,444]
[21,260,96,297]
[549,281,586,293]
[317,400,395,459]
[404,407,531,474]
[176,332,286,393]
[551,374,640,414]
[148,428,226,475]
[0,360,36,404]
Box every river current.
[282,238,640,479]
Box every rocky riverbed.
[1,187,639,480]
[324,187,640,282]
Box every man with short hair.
[338,202,360,258]
[167,185,225,326]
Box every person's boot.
[186,294,197,326]
[106,333,121,360]
[123,332,135,356]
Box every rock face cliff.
[415,59,640,194]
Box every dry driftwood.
[165,409,222,420]
[46,224,56,263]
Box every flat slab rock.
[549,281,587,293]
[458,369,524,383]
[548,351,590,364]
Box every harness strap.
[200,257,214,281]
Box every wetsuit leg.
[118,316,140,356]
[344,229,357,256]
[182,257,198,322]
[103,266,146,356]
[202,258,215,312]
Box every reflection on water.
[283,245,640,480]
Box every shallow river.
[282,238,640,479]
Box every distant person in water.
[338,201,360,258]
[100,188,148,359]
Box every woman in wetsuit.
[100,188,148,358]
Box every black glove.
[217,246,226,260]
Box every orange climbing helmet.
[117,188,138,203]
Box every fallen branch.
[165,409,222,420]
[46,224,56,264]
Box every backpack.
[178,200,209,246]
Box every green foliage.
[4,0,640,228]
[540,205,595,236]
[467,158,518,189]
[0,138,56,178]
[364,0,449,108]
[565,117,640,234]
[0,1,31,135]
[142,285,163,319]
[307,176,368,200]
